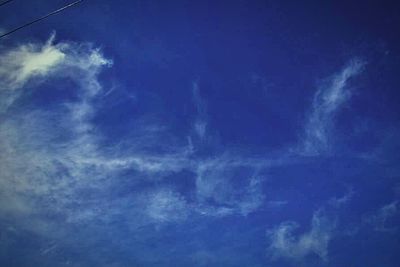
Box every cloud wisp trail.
[298,59,365,156]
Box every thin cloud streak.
[298,59,365,156]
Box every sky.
[0,1,400,266]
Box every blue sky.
[0,1,400,266]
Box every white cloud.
[0,33,111,113]
[366,201,399,232]
[192,81,208,141]
[0,34,113,231]
[237,176,265,216]
[6,34,367,237]
[194,156,265,216]
[266,210,335,262]
[299,59,365,156]
[187,83,267,216]
[329,187,354,208]
[0,34,65,91]
[0,34,269,236]
[143,189,190,223]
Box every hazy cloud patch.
[266,210,335,262]
[365,201,399,232]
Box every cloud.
[0,34,113,230]
[142,189,190,223]
[190,81,208,146]
[186,82,267,216]
[267,200,288,208]
[2,35,368,238]
[0,34,64,90]
[266,209,335,262]
[0,34,270,238]
[365,201,399,232]
[298,59,365,156]
[0,32,111,112]
[194,156,265,216]
[328,186,354,208]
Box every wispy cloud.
[365,201,399,232]
[267,200,288,208]
[329,186,355,208]
[0,34,271,237]
[189,81,208,150]
[0,34,112,230]
[194,156,266,216]
[266,209,335,262]
[3,35,367,242]
[298,59,365,156]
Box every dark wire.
[0,0,84,39]
[0,0,14,7]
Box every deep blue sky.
[0,1,399,266]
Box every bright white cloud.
[266,210,335,262]
[299,59,365,156]
[0,34,64,91]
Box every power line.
[0,0,84,39]
[0,0,14,7]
